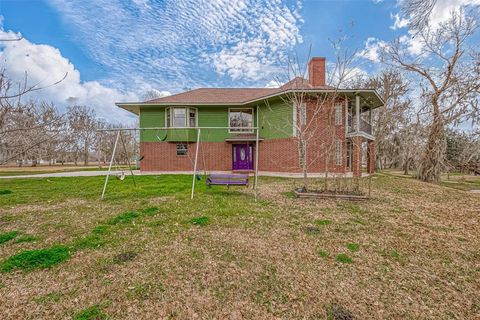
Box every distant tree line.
[0,71,136,167]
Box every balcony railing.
[348,116,372,135]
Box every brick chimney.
[308,57,326,87]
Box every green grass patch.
[282,191,296,198]
[14,235,39,244]
[0,189,13,195]
[318,250,329,258]
[72,234,106,250]
[141,206,159,216]
[189,216,209,226]
[1,245,71,272]
[315,219,332,226]
[335,253,353,264]
[0,231,19,244]
[346,243,360,252]
[92,225,110,235]
[382,249,406,263]
[388,249,401,259]
[74,305,108,320]
[33,292,63,304]
[107,211,139,225]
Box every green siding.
[197,107,230,142]
[258,99,293,139]
[139,107,165,142]
[138,100,293,143]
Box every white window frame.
[228,108,254,133]
[165,107,198,128]
[298,102,307,126]
[335,103,343,125]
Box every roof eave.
[116,88,384,112]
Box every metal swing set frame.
[98,126,260,201]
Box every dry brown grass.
[0,173,478,319]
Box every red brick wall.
[308,57,326,87]
[140,141,232,171]
[351,136,363,177]
[140,97,351,174]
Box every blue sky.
[0,0,473,121]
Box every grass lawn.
[0,173,478,319]
[438,174,480,191]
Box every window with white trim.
[166,107,197,127]
[229,108,253,132]
[335,140,342,165]
[299,102,307,126]
[335,103,343,125]
[176,143,188,156]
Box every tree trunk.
[403,157,411,175]
[418,109,445,182]
[83,143,89,166]
[301,141,308,191]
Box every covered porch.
[344,92,381,177]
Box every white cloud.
[398,34,424,55]
[209,3,303,81]
[264,79,284,88]
[427,0,480,28]
[0,29,138,123]
[390,13,409,30]
[327,63,368,87]
[357,37,387,62]
[47,0,303,89]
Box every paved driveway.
[0,170,141,179]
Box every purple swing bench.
[206,173,249,188]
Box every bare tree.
[0,62,68,165]
[263,41,360,191]
[0,100,65,165]
[364,70,410,170]
[385,8,480,181]
[66,106,98,165]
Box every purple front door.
[232,144,254,170]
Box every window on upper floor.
[229,108,253,132]
[335,103,343,125]
[293,101,307,127]
[166,107,197,128]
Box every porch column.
[352,136,362,177]
[355,95,360,132]
[367,140,375,174]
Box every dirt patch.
[113,251,137,264]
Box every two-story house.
[116,57,383,176]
